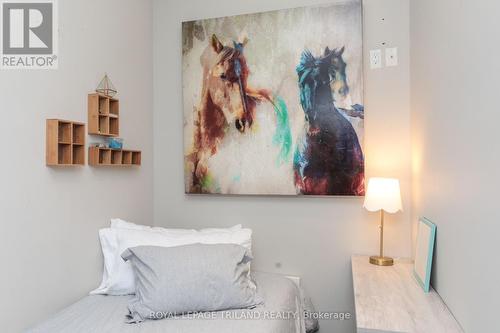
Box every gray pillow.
[121,243,263,323]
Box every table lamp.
[363,177,402,266]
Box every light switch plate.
[385,47,398,67]
[369,49,382,69]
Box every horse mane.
[296,49,338,118]
[296,50,317,115]
[200,45,237,73]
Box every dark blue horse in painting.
[294,47,365,195]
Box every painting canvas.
[183,1,365,195]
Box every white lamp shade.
[363,177,403,213]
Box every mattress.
[27,272,306,333]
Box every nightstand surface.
[351,255,463,333]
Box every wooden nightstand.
[351,255,463,333]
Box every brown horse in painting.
[186,34,277,193]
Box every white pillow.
[93,219,245,295]
[91,224,252,295]
[92,228,119,294]
[110,218,242,234]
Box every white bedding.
[27,272,306,333]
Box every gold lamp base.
[369,255,394,266]
[369,210,394,266]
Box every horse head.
[296,46,349,122]
[326,46,350,100]
[201,34,251,133]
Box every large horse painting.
[183,1,364,195]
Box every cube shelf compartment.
[122,151,132,165]
[46,119,86,166]
[73,123,85,145]
[88,147,141,167]
[111,150,122,165]
[72,145,85,165]
[99,149,111,164]
[58,122,71,143]
[88,93,119,136]
[58,144,72,164]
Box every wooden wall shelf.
[88,147,141,167]
[46,119,85,166]
[88,93,119,137]
[46,88,141,169]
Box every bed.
[27,272,307,333]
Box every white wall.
[153,0,411,331]
[0,1,153,331]
[411,0,500,331]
